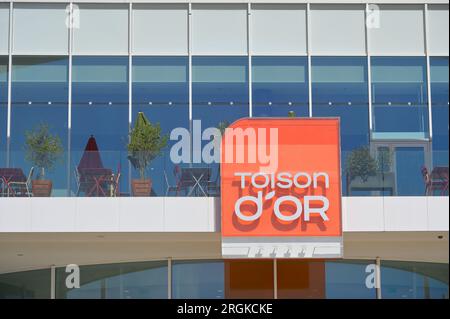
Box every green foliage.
[376,147,393,173]
[346,146,378,182]
[25,123,63,180]
[128,112,168,180]
[217,121,230,136]
[288,111,296,118]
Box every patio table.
[431,166,449,195]
[79,168,114,197]
[0,168,27,197]
[180,167,212,197]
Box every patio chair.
[74,167,82,196]
[207,169,221,197]
[9,167,34,197]
[111,172,121,197]
[421,166,447,196]
[164,170,179,196]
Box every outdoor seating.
[0,168,28,197]
[207,169,221,197]
[179,167,212,197]
[8,167,34,197]
[75,135,118,197]
[164,170,179,196]
[422,166,449,196]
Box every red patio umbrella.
[78,135,104,170]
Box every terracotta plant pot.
[32,180,53,197]
[131,179,152,197]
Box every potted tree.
[128,112,168,197]
[288,111,296,118]
[346,146,378,184]
[25,123,63,197]
[346,146,396,195]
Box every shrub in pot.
[345,146,378,183]
[128,112,168,197]
[25,124,63,197]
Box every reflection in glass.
[132,57,189,196]
[0,56,7,167]
[252,57,309,117]
[193,56,249,128]
[192,56,249,187]
[311,57,370,196]
[71,56,129,195]
[56,261,168,299]
[430,57,449,168]
[371,57,429,139]
[277,260,326,299]
[172,260,224,299]
[10,56,69,195]
[325,260,376,299]
[0,269,51,299]
[225,260,274,299]
[381,261,449,299]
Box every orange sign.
[221,118,342,238]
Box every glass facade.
[311,57,370,196]
[0,3,446,198]
[71,56,129,195]
[371,57,429,140]
[381,261,449,299]
[172,260,225,299]
[1,259,447,299]
[55,261,168,299]
[132,56,189,196]
[430,57,449,168]
[193,56,249,129]
[10,56,69,195]
[0,268,51,299]
[252,56,309,117]
[0,56,7,168]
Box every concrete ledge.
[0,196,448,233]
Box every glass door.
[371,142,431,196]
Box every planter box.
[32,180,53,197]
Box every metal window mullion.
[129,1,133,127]
[376,257,382,299]
[366,4,374,135]
[67,2,74,196]
[188,3,193,167]
[247,3,252,118]
[273,259,278,299]
[188,3,193,122]
[6,1,13,167]
[424,4,434,144]
[306,3,313,118]
[50,265,56,299]
[168,258,172,299]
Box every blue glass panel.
[193,56,249,127]
[311,57,370,196]
[172,261,225,299]
[132,57,189,196]
[252,56,309,117]
[56,261,168,299]
[325,261,376,299]
[0,56,7,167]
[430,57,449,167]
[371,57,429,139]
[71,56,129,195]
[192,56,249,189]
[395,147,425,196]
[0,269,51,299]
[10,57,69,196]
[381,261,449,299]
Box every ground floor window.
[0,259,448,299]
